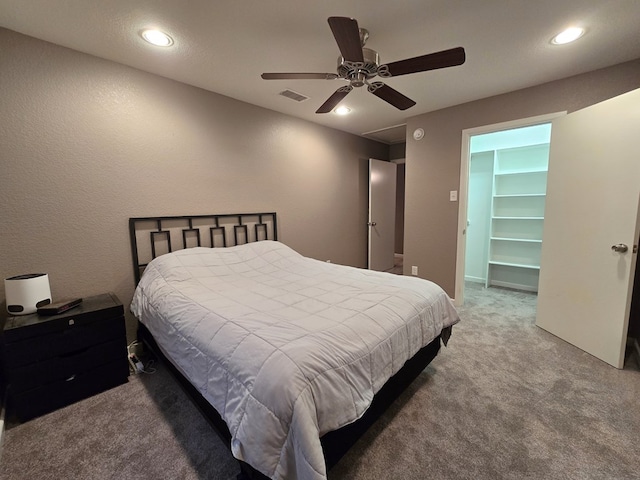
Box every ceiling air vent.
[279,89,309,102]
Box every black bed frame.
[129,212,277,284]
[129,213,443,479]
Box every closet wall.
[464,124,552,292]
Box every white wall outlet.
[326,260,331,263]
[449,190,458,202]
[411,265,418,276]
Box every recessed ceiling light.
[551,27,585,45]
[140,29,174,47]
[335,106,351,115]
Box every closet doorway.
[454,113,564,305]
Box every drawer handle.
[65,374,77,382]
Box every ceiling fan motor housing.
[337,47,380,86]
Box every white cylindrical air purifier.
[5,273,52,315]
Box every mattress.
[130,241,459,479]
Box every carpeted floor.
[1,282,638,479]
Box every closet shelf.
[494,168,547,176]
[490,237,542,243]
[488,260,541,270]
[492,216,544,220]
[493,193,546,198]
[485,141,550,292]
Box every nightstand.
[0,292,129,422]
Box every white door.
[536,88,640,369]
[368,159,397,271]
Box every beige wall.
[4,27,638,334]
[404,58,640,296]
[0,28,388,339]
[389,143,406,161]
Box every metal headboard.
[129,212,277,284]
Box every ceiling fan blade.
[316,86,353,114]
[327,17,364,63]
[368,82,416,110]
[382,47,466,77]
[261,72,338,80]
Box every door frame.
[454,112,566,306]
[391,158,405,258]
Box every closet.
[465,124,551,292]
[487,144,548,291]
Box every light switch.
[449,190,458,202]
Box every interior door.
[536,88,640,368]
[368,159,397,271]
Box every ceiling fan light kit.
[261,16,466,114]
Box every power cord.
[127,340,156,374]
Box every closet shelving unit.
[485,143,549,292]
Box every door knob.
[611,243,628,253]
[368,221,377,226]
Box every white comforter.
[130,241,459,479]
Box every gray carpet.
[0,357,238,480]
[1,282,639,479]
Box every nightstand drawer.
[9,357,129,421]
[5,338,126,392]
[1,292,129,422]
[2,317,124,368]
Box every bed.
[129,213,459,480]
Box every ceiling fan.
[261,16,466,114]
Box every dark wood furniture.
[129,213,448,479]
[0,293,129,422]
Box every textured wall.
[0,28,388,339]
[404,58,640,296]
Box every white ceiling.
[2,0,640,144]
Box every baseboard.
[489,280,538,293]
[464,276,485,284]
